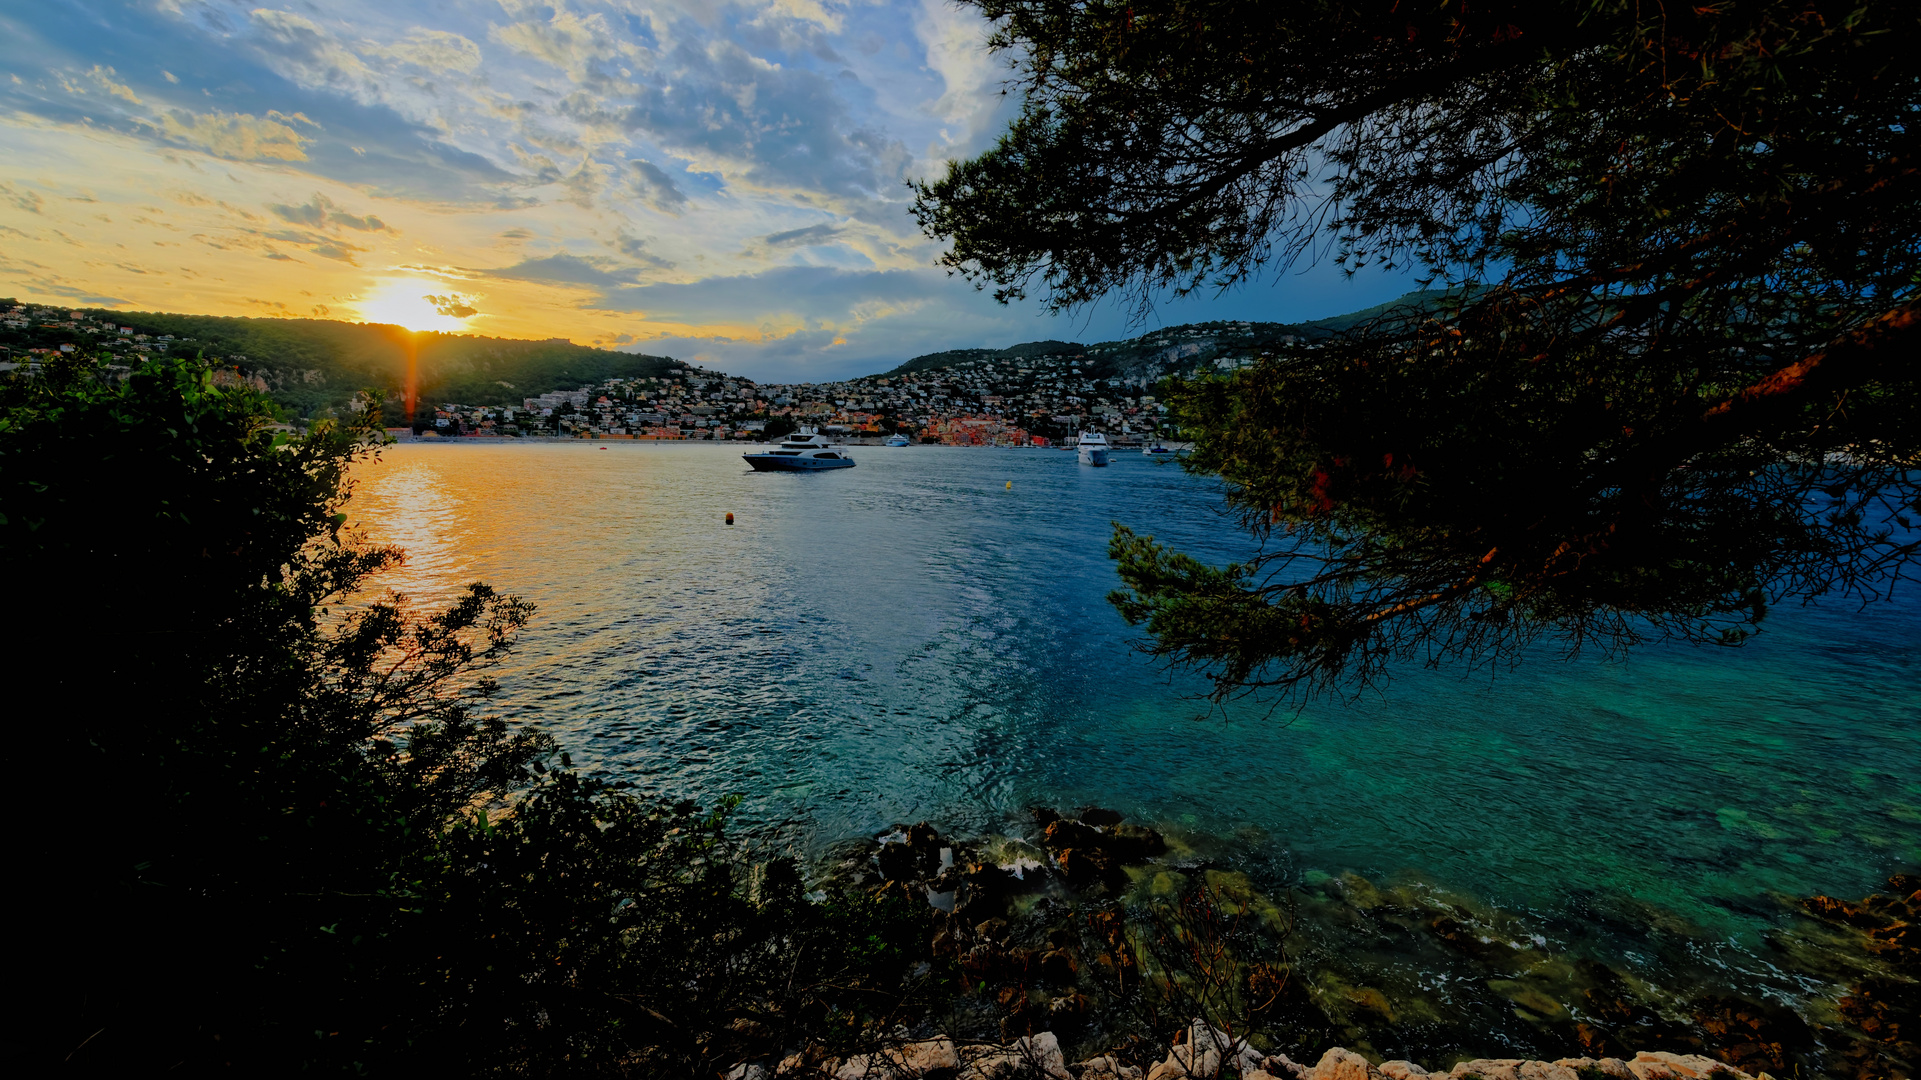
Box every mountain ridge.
[870,289,1455,382]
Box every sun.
[354,276,478,332]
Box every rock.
[975,917,1011,943]
[879,840,929,882]
[1621,1051,1754,1080]
[1144,1058,1187,1080]
[779,1046,835,1076]
[959,1049,1020,1080]
[1057,846,1125,893]
[893,1038,962,1077]
[727,1064,770,1080]
[1039,817,1165,866]
[1314,1048,1377,1080]
[834,1053,889,1079]
[1106,823,1167,860]
[908,821,942,851]
[1150,1018,1262,1079]
[960,943,1005,978]
[1076,1054,1146,1080]
[1380,1062,1429,1080]
[1689,994,1812,1076]
[1080,807,1126,826]
[1263,1055,1312,1080]
[1038,948,1079,985]
[1001,989,1047,1040]
[1551,1060,1634,1080]
[1448,1059,1523,1080]
[1042,819,1105,852]
[971,1032,1071,1080]
[1516,1063,1578,1080]
[1800,894,1885,929]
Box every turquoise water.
[352,441,1918,1047]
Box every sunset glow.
[354,278,479,334]
[0,0,1407,380]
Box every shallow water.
[350,441,1918,1054]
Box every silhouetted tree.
[915,0,1920,699]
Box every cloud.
[369,29,484,75]
[627,158,688,213]
[603,265,934,326]
[267,192,393,232]
[425,293,478,318]
[87,65,142,105]
[607,227,675,268]
[477,253,649,288]
[2,182,45,214]
[155,109,313,161]
[913,0,1008,155]
[761,222,844,248]
[490,7,632,87]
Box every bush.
[3,357,941,1074]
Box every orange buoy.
[1006,480,1012,490]
[725,512,735,525]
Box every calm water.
[351,441,1918,1044]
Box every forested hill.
[57,309,684,416]
[883,339,1085,377]
[875,289,1454,382]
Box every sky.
[1,0,1416,380]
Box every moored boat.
[1143,442,1176,456]
[885,434,910,447]
[743,429,856,471]
[1076,431,1110,466]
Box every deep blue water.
[352,441,1918,1047]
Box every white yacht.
[743,429,856,471]
[1076,431,1110,466]
[885,433,910,447]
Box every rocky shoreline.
[726,1018,1782,1080]
[788,808,1915,1080]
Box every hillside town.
[4,297,1382,445]
[1,303,185,376]
[416,349,1178,445]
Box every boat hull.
[744,454,856,471]
[1078,448,1109,466]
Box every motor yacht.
[743,429,856,471]
[1076,431,1111,466]
[885,433,910,447]
[1143,442,1177,456]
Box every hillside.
[871,289,1456,383]
[5,305,686,417]
[883,339,1086,377]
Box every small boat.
[1142,442,1177,456]
[743,429,856,471]
[1076,431,1111,466]
[885,434,910,447]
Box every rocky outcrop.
[726,1022,1777,1080]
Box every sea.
[350,440,1919,1063]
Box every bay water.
[351,441,1919,1057]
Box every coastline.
[799,809,1915,1080]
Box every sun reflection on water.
[350,461,469,606]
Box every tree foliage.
[3,357,938,1074]
[916,0,1921,699]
